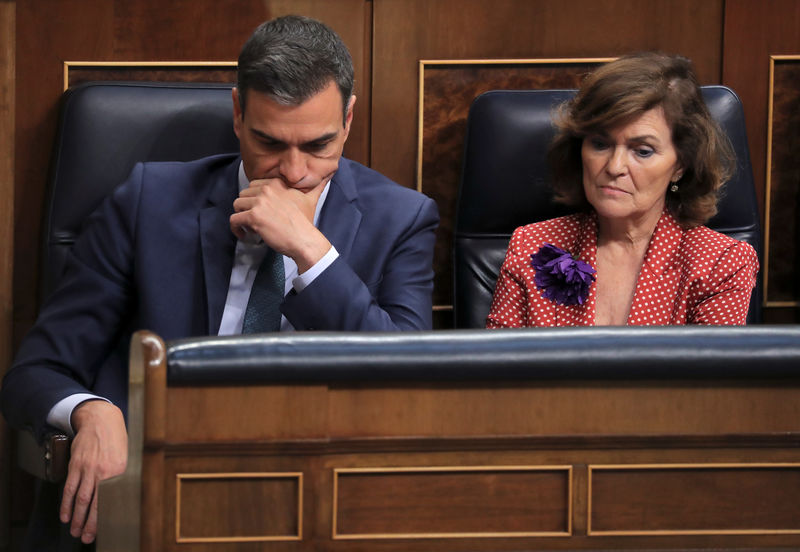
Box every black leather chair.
[453,87,763,328]
[42,81,239,298]
[20,81,239,481]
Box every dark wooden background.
[1,0,799,549]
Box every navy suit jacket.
[2,154,439,440]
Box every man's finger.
[81,491,100,544]
[59,469,80,523]
[69,474,95,538]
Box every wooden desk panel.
[105,331,800,552]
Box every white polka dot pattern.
[486,211,759,327]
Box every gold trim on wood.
[588,463,800,536]
[764,55,800,307]
[332,464,572,540]
[175,471,303,543]
[63,61,238,91]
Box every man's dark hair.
[237,15,354,124]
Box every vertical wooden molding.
[0,1,15,548]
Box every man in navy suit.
[1,15,438,548]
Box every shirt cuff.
[292,246,339,292]
[46,394,111,437]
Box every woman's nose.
[605,147,628,176]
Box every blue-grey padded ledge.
[166,326,800,384]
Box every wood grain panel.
[589,464,800,535]
[327,381,800,439]
[0,2,13,546]
[65,63,237,90]
[176,472,302,542]
[373,0,724,325]
[165,384,329,442]
[162,455,319,552]
[333,466,570,538]
[722,0,800,322]
[764,57,800,306]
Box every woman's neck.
[596,210,662,251]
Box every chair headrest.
[42,82,240,298]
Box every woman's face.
[581,107,683,229]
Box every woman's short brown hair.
[547,52,735,228]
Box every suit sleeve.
[281,196,439,331]
[0,166,142,441]
[688,240,759,325]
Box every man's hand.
[230,178,331,273]
[61,400,127,543]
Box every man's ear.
[232,88,243,139]
[343,95,356,140]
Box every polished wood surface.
[722,0,800,321]
[590,465,800,534]
[722,0,800,215]
[65,64,238,89]
[155,380,800,442]
[177,473,301,542]
[371,0,723,189]
[0,2,14,547]
[764,58,800,305]
[334,467,570,537]
[99,332,800,551]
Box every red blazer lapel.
[628,211,683,325]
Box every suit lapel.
[199,158,239,334]
[318,160,362,259]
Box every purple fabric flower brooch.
[530,243,596,306]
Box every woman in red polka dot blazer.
[487,53,759,327]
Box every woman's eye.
[635,147,654,158]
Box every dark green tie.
[241,247,284,333]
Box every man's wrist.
[293,246,339,292]
[47,394,109,437]
[291,231,333,273]
[71,398,115,433]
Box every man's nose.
[279,148,307,185]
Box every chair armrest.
[17,429,70,482]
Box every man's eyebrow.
[250,128,282,143]
[303,131,339,145]
[249,128,339,145]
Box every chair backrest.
[42,81,239,299]
[453,86,763,328]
